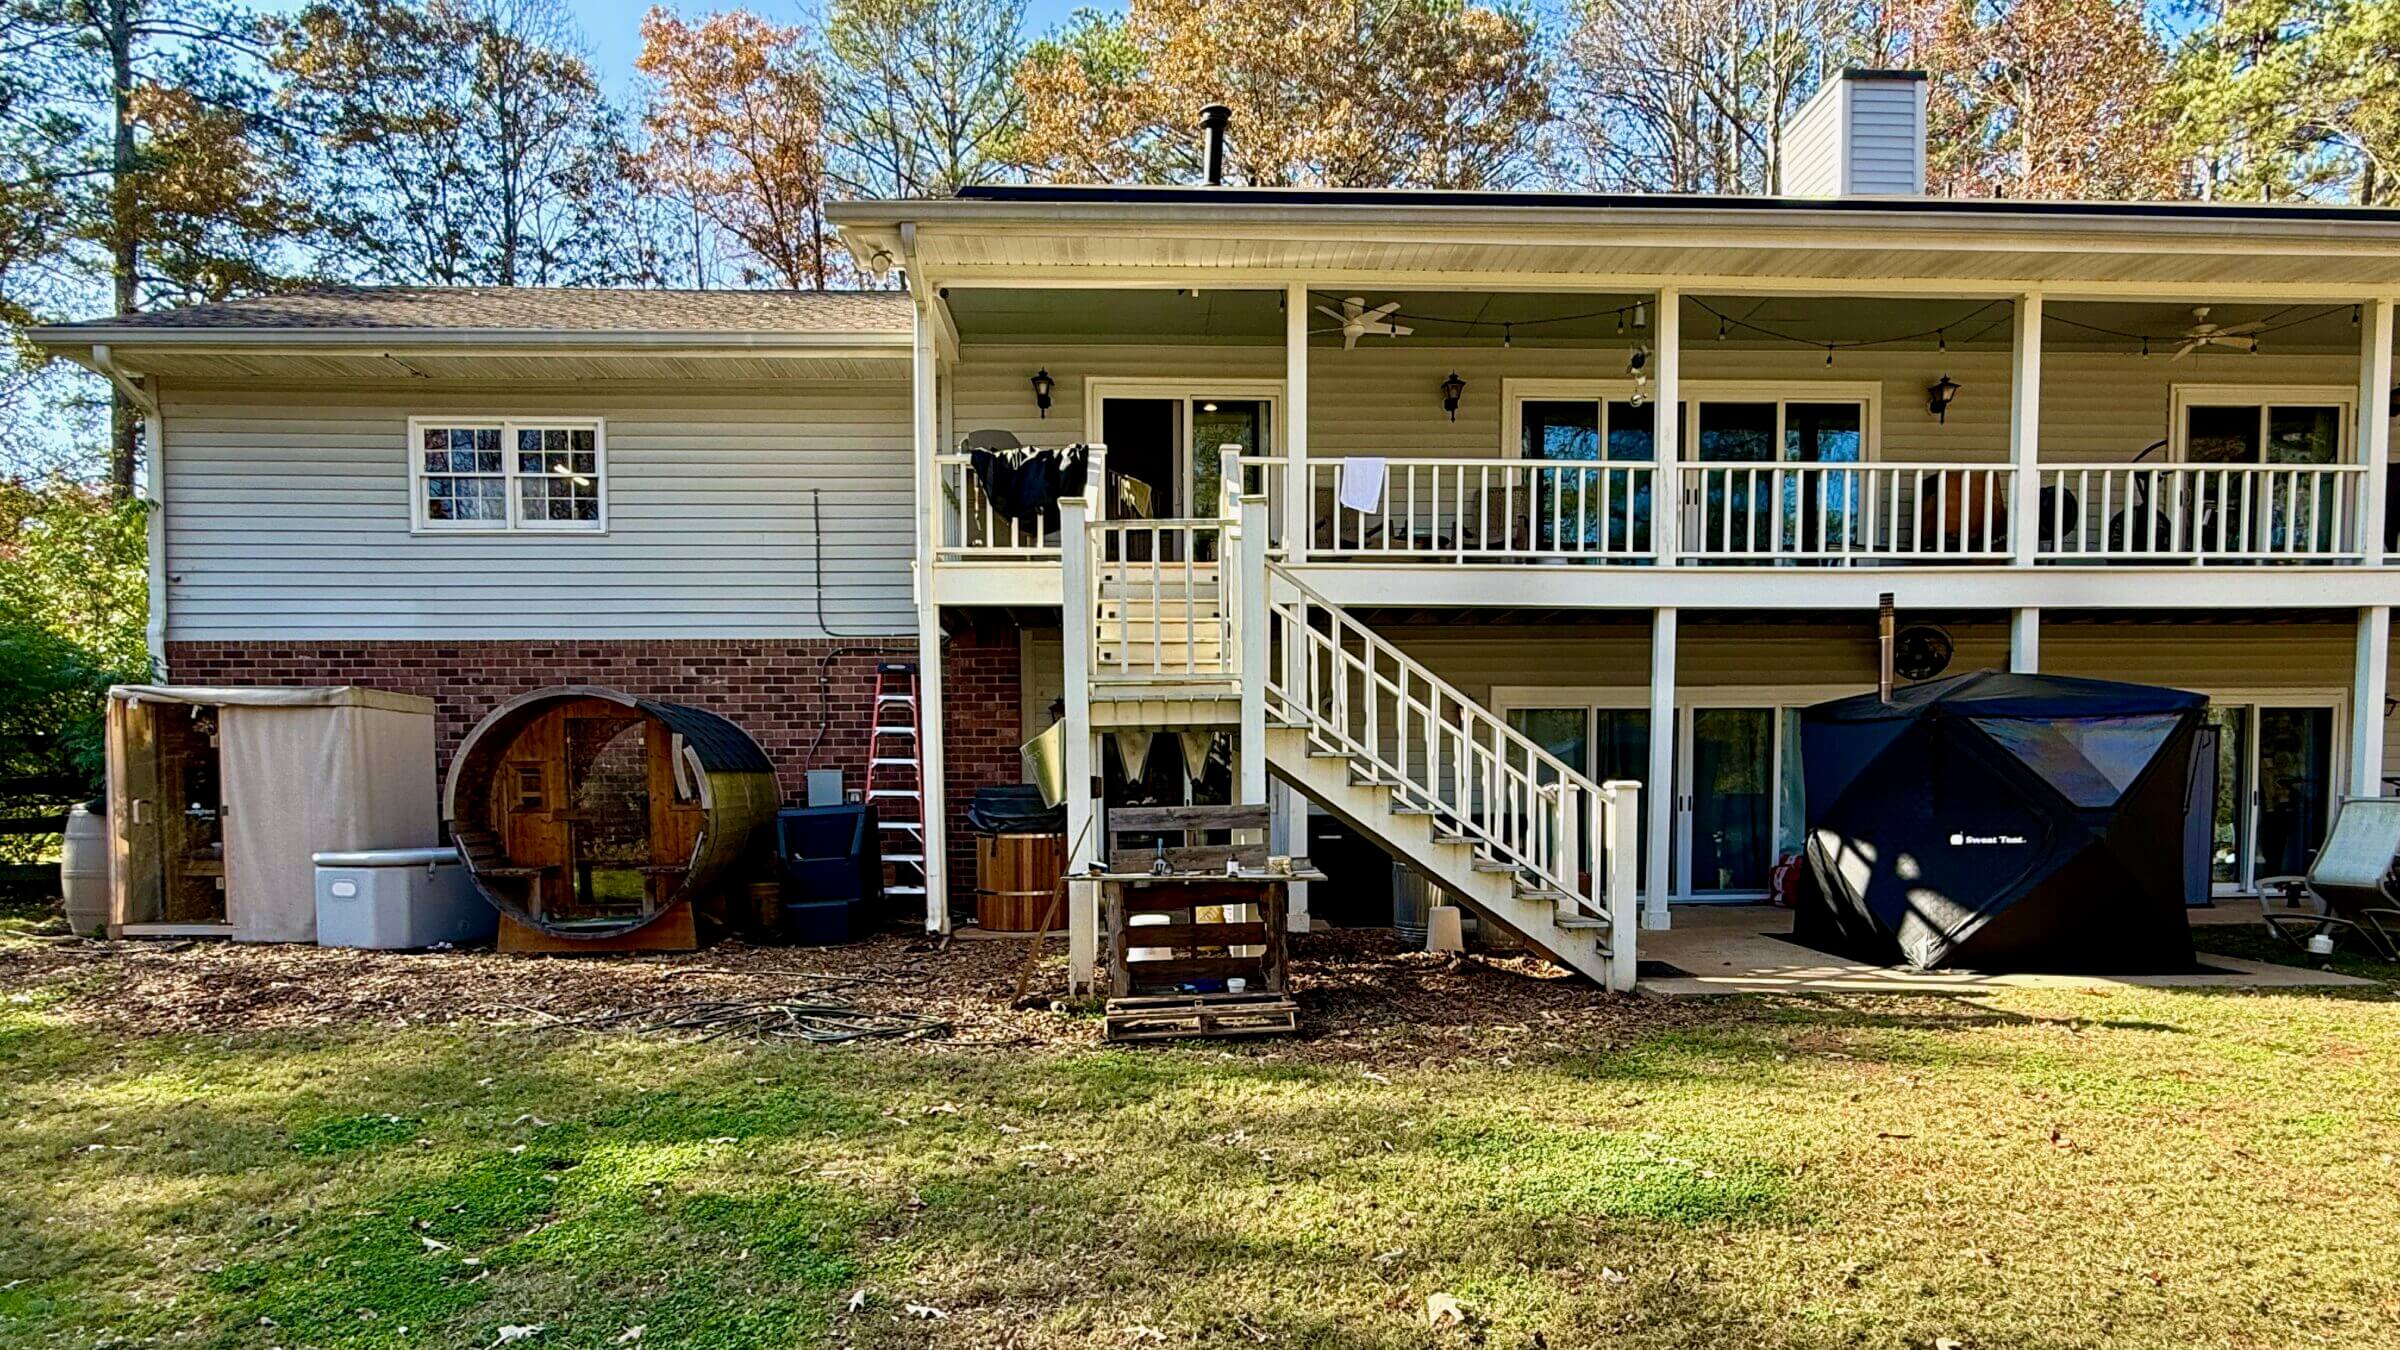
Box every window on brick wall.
[411,417,607,532]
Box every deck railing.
[1262,559,1640,986]
[1087,518,1236,682]
[1680,462,2013,563]
[1307,457,1657,560]
[935,453,1059,559]
[942,452,2379,570]
[2035,464,2367,562]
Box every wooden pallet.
[1103,991,1299,1042]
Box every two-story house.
[35,74,2400,987]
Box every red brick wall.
[165,634,1022,914]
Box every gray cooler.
[312,847,496,949]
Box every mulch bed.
[1,920,1713,1064]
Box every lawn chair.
[2257,795,2400,960]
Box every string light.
[1502,323,1512,349]
[1937,329,1947,353]
[1825,345,1836,366]
[1717,315,1729,341]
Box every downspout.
[89,345,167,677]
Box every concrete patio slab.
[1636,900,2376,997]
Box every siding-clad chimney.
[1778,70,1927,197]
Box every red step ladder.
[865,662,928,902]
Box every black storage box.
[770,805,882,944]
[777,897,864,945]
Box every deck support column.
[1284,281,1310,559]
[2009,293,2044,568]
[2357,299,2393,566]
[1061,451,1103,989]
[910,299,949,932]
[1652,288,1681,566]
[1643,606,1677,929]
[2353,605,2390,798]
[2009,608,2040,674]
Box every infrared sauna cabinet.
[105,686,439,941]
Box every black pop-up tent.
[1798,670,2207,972]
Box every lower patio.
[1635,898,2378,996]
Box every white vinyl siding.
[161,382,915,640]
[1845,80,1926,196]
[1778,90,1842,197]
[953,342,2362,468]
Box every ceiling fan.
[2167,306,2265,359]
[1313,295,1413,350]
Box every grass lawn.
[2,927,2397,1348]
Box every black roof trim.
[953,183,2400,225]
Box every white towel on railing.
[1338,456,1387,513]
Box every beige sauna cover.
[108,686,438,942]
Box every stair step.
[1388,804,1435,817]
[1306,748,1352,761]
[1430,833,1473,846]
[1515,885,1573,902]
[1552,915,1607,932]
[1470,858,1518,874]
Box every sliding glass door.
[1683,707,1776,896]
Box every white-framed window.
[410,417,607,532]
[2169,385,2354,465]
[1500,380,1883,463]
[1684,382,1882,465]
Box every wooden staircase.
[1257,563,1639,989]
[1059,451,1641,992]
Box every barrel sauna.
[443,687,778,944]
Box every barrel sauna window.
[447,688,779,940]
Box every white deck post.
[1237,491,1271,805]
[1062,447,1103,988]
[2010,608,2040,674]
[2352,605,2390,797]
[2009,293,2044,567]
[1605,781,1640,990]
[2356,299,2394,566]
[910,303,949,932]
[1652,287,1682,565]
[1285,281,1310,559]
[1643,606,1676,929]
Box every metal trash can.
[1393,868,1437,946]
[312,847,496,949]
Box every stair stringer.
[1264,724,1614,984]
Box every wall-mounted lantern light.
[1440,372,1465,421]
[1031,369,1055,418]
[1927,374,1961,423]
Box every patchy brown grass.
[1,925,2395,1348]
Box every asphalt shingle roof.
[45,286,913,335]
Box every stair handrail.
[1261,558,1624,913]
